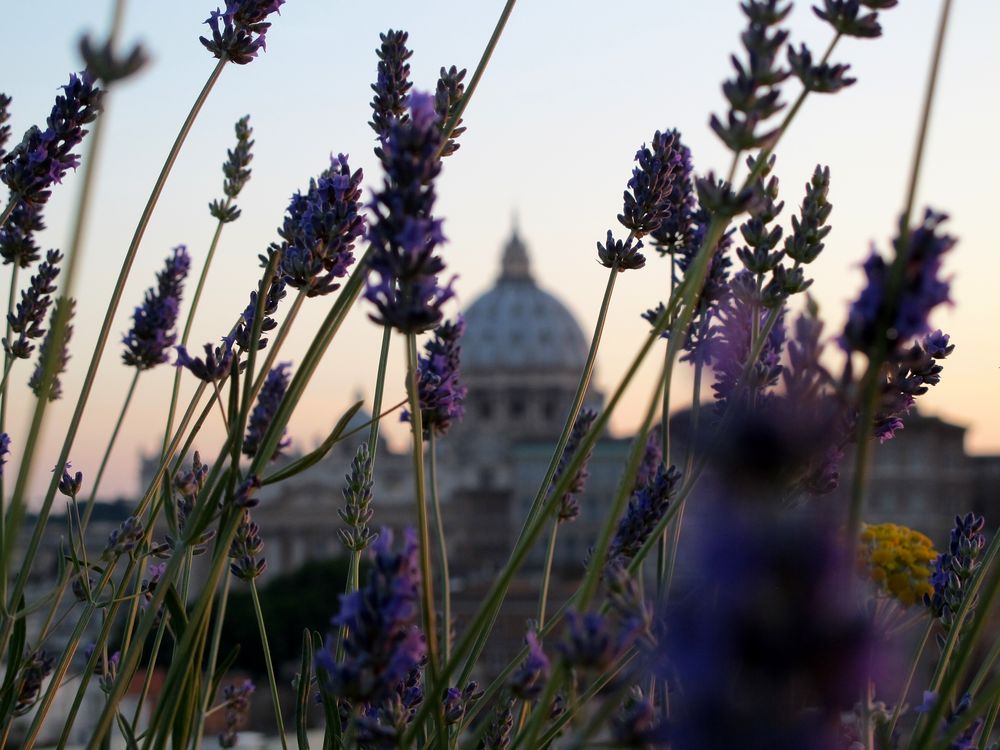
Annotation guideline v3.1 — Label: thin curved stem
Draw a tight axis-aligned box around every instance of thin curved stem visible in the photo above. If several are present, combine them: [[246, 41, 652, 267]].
[[536, 520, 560, 630], [251, 578, 289, 750], [80, 368, 141, 530], [0, 262, 18, 607], [1, 58, 228, 647], [429, 431, 451, 662]]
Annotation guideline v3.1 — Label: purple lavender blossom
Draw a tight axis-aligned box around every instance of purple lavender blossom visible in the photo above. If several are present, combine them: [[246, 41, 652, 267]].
[[1, 73, 102, 206], [706, 270, 786, 410], [339, 444, 377, 553], [57, 461, 83, 499], [175, 335, 236, 382], [5, 248, 62, 359], [13, 650, 55, 716], [232, 474, 261, 508], [550, 408, 598, 523], [401, 316, 467, 438], [318, 528, 427, 704], [139, 562, 166, 610], [443, 681, 481, 725], [234, 276, 286, 352], [0, 433, 9, 478], [788, 44, 856, 93], [209, 114, 254, 223], [218, 679, 255, 748], [872, 329, 955, 443], [814, 0, 887, 38], [122, 245, 190, 370], [370, 30, 413, 140], [435, 66, 467, 158], [926, 512, 987, 633], [783, 165, 832, 265], [558, 609, 641, 672], [0, 94, 11, 161], [29, 296, 74, 401], [632, 425, 662, 493], [275, 154, 365, 297], [79, 35, 149, 85], [649, 129, 696, 256], [0, 200, 45, 268], [243, 362, 291, 460], [103, 515, 144, 560], [842, 209, 955, 355], [597, 231, 646, 273], [661, 500, 874, 750], [612, 688, 669, 749], [200, 0, 284, 65], [230, 508, 267, 581], [617, 129, 681, 240], [607, 463, 682, 567], [479, 698, 514, 750], [365, 92, 455, 334], [509, 631, 550, 701], [354, 664, 425, 745]]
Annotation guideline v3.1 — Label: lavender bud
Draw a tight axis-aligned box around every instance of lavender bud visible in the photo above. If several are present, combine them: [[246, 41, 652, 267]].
[[0, 93, 11, 161], [28, 296, 74, 401], [104, 515, 144, 559], [57, 461, 83, 499], [401, 316, 468, 438], [5, 249, 62, 359], [209, 114, 254, 223], [219, 679, 255, 748], [559, 609, 640, 672], [509, 631, 550, 701], [550, 408, 598, 523], [230, 509, 267, 581], [814, 0, 885, 38], [0, 432, 9, 478], [235, 276, 286, 352], [174, 335, 236, 382], [478, 698, 514, 750], [597, 230, 646, 272], [0, 201, 44, 268], [200, 1, 285, 65], [617, 129, 681, 240], [435, 65, 467, 157], [607, 464, 683, 567], [243, 363, 291, 460], [122, 245, 190, 370], [649, 129, 697, 256], [787, 44, 856, 93], [338, 444, 377, 553], [370, 30, 413, 140], [80, 35, 148, 84], [232, 474, 261, 508], [13, 650, 55, 716]]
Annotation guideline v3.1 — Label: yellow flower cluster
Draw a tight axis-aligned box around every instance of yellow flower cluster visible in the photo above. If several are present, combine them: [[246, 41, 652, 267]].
[[857, 523, 938, 607]]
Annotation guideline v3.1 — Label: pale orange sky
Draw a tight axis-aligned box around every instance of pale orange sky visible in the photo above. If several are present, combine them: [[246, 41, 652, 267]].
[[2, 1, 998, 502]]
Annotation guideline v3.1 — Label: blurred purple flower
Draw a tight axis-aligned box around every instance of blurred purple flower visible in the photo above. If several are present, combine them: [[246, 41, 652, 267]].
[[550, 408, 598, 523], [219, 679, 255, 748], [509, 631, 550, 701], [28, 296, 74, 401], [318, 528, 427, 704]]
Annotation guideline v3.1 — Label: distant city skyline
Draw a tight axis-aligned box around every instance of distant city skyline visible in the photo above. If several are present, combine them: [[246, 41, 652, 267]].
[[2, 1, 998, 501]]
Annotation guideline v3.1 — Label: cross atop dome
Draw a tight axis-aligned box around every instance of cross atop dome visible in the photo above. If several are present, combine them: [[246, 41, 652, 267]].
[[499, 217, 533, 282]]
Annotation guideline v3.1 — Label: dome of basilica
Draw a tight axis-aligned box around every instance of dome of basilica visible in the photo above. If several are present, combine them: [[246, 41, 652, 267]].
[[462, 227, 589, 374]]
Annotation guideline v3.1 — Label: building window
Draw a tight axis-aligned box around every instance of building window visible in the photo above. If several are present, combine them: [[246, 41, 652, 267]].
[[478, 400, 493, 420], [510, 398, 525, 418]]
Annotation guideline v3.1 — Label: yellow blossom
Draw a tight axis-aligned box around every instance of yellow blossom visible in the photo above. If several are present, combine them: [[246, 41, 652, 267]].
[[857, 522, 937, 607]]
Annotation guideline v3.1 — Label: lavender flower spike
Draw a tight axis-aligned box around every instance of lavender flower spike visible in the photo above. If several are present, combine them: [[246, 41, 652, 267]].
[[200, 1, 285, 65], [617, 129, 681, 240], [209, 114, 254, 223], [175, 335, 236, 382], [607, 463, 682, 566], [318, 527, 427, 703], [401, 316, 467, 438], [1, 72, 103, 207], [57, 461, 83, 499], [550, 408, 598, 523], [0, 201, 45, 269], [29, 296, 75, 401], [275, 153, 365, 298], [122, 245, 190, 370], [5, 248, 62, 359], [339, 443, 377, 553], [0, 433, 10, 478], [509, 631, 550, 701], [243, 362, 291, 460], [365, 91, 455, 333], [370, 30, 414, 140], [219, 679, 255, 748], [0, 93, 11, 162], [842, 208, 955, 355]]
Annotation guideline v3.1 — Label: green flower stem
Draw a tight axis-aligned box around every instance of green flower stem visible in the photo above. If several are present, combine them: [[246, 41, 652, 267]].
[[51, 560, 141, 749], [408, 252, 707, 741], [436, 0, 518, 161], [979, 696, 1000, 750], [250, 578, 289, 750], [368, 324, 392, 460], [79, 368, 141, 529], [19, 557, 130, 748], [535, 518, 560, 629], [1, 57, 228, 646], [428, 431, 451, 661], [133, 607, 169, 734], [192, 571, 231, 750], [886, 617, 933, 738], [404, 333, 446, 742], [515, 660, 565, 750], [457, 267, 619, 686], [0, 263, 19, 608], [847, 0, 952, 545], [910, 531, 1000, 750], [162, 209, 230, 456]]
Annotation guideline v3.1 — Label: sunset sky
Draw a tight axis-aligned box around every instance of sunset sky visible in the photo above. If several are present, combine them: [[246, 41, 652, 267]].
[[2, 1, 998, 502]]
